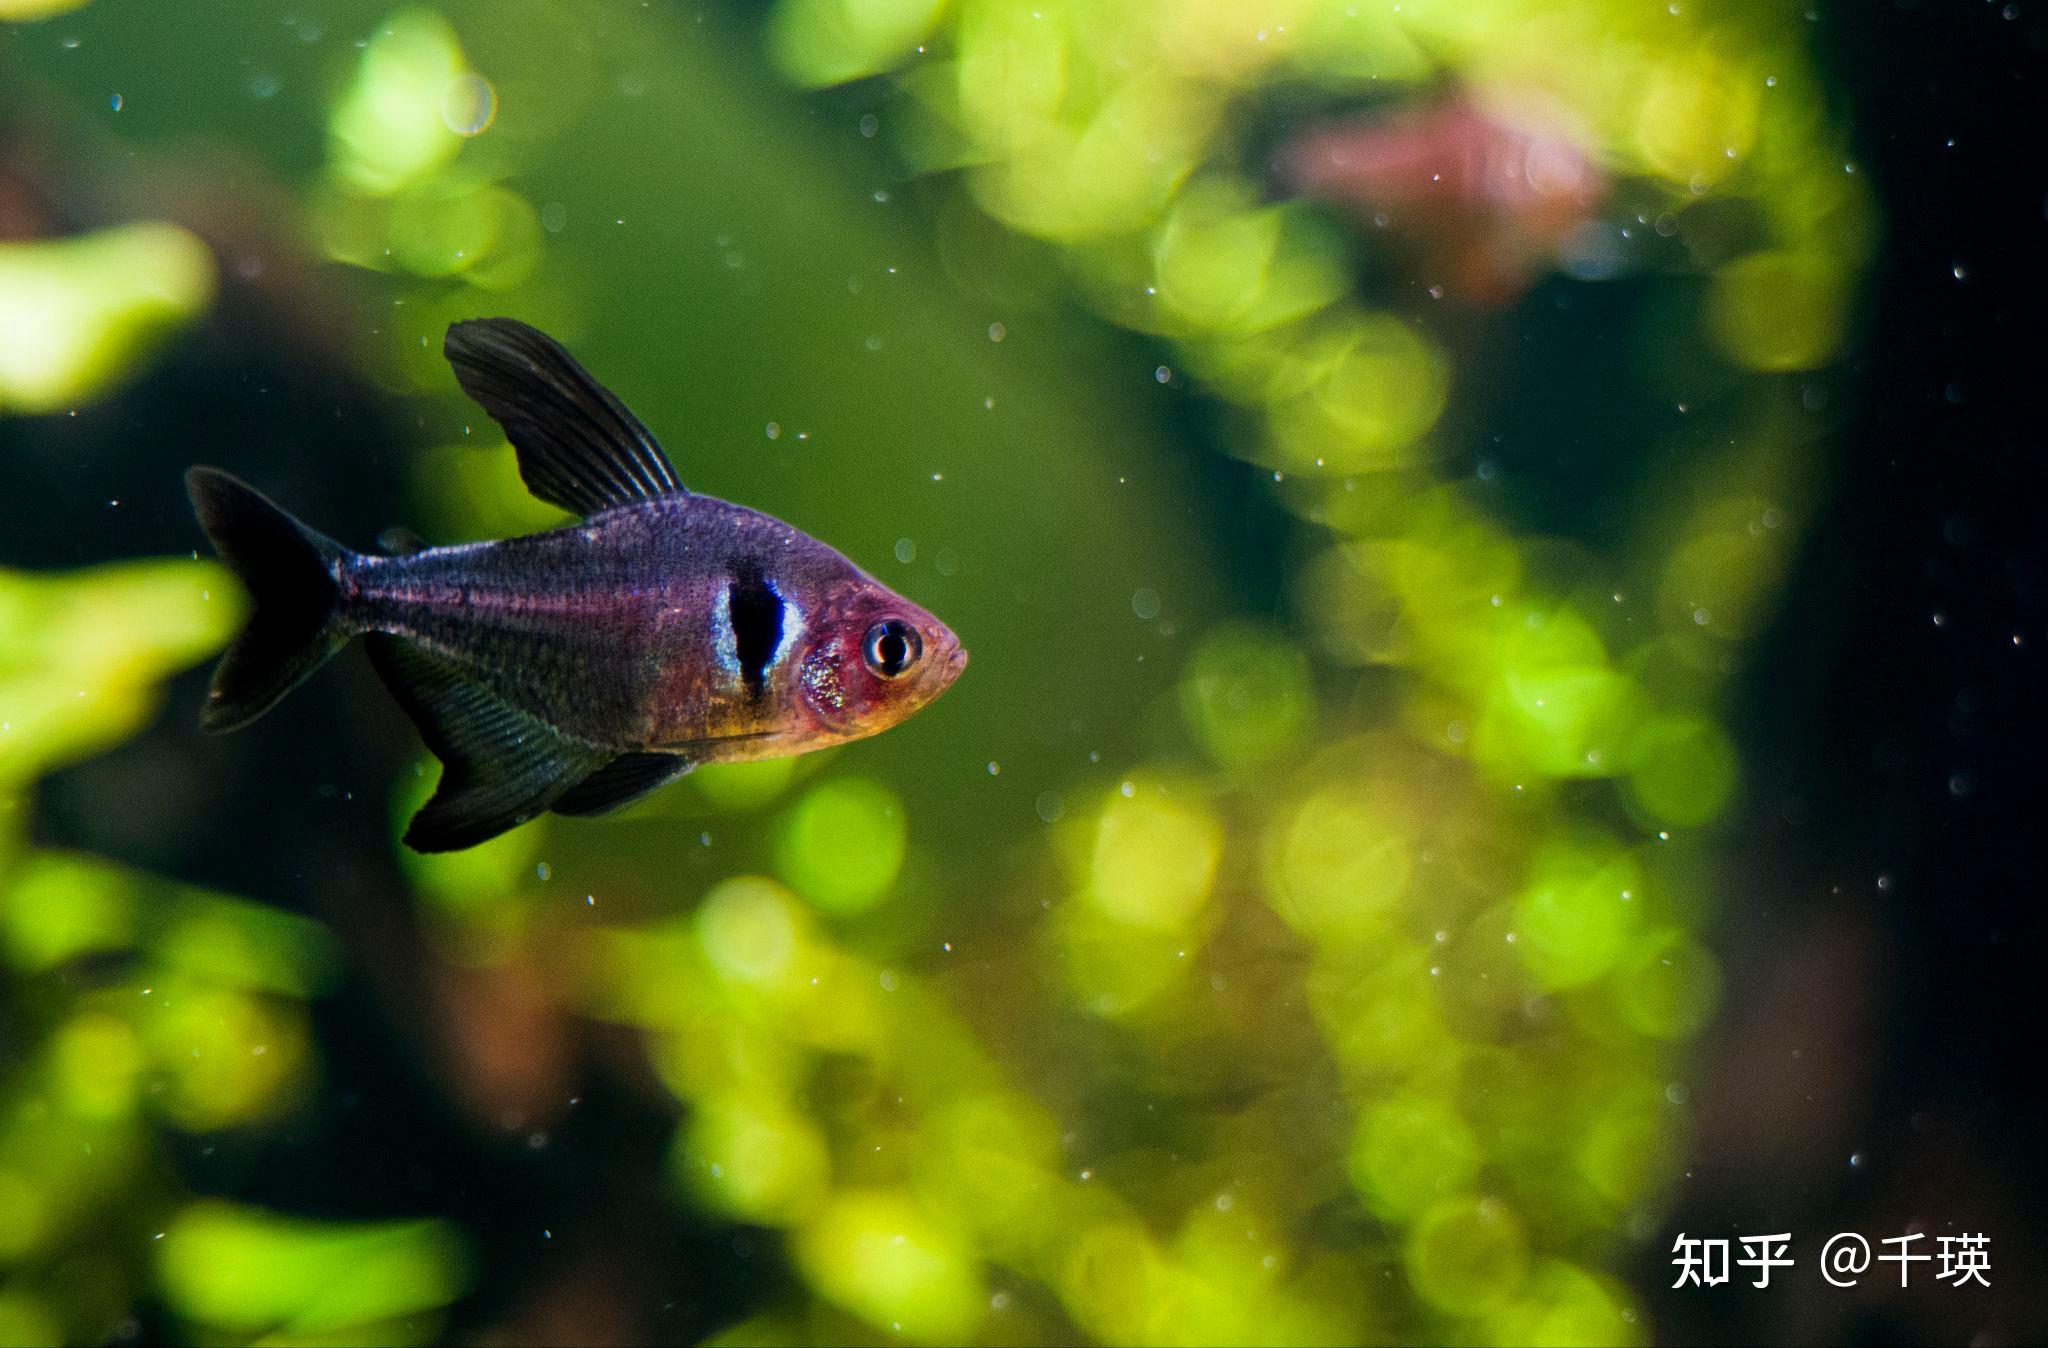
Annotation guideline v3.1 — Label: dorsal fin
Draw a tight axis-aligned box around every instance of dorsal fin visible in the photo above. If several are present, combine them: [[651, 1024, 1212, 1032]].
[[551, 751, 695, 816], [365, 635, 609, 852], [443, 317, 685, 517]]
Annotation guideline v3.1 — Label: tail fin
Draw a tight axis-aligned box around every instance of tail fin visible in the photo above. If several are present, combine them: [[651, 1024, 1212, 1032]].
[[186, 466, 354, 733]]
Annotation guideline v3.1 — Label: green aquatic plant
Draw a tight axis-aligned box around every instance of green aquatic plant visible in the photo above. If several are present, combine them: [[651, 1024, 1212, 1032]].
[[0, 225, 214, 417], [0, 563, 472, 1344], [675, 0, 1865, 1340]]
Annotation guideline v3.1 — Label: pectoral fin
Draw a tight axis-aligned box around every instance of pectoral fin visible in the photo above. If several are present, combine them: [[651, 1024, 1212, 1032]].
[[378, 526, 428, 556], [366, 635, 609, 852], [443, 317, 685, 516], [550, 752, 695, 816], [552, 749, 696, 815]]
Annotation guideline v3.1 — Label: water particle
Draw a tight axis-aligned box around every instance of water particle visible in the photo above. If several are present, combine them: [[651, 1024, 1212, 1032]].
[[440, 72, 497, 137], [540, 201, 567, 233], [249, 73, 281, 99], [987, 761, 1000, 776], [1131, 587, 1162, 620], [1155, 364, 1173, 383], [987, 322, 1007, 342], [1665, 1082, 1690, 1105], [1035, 791, 1064, 823], [1119, 781, 1135, 799], [109, 93, 123, 111], [894, 537, 916, 564], [859, 113, 879, 138], [878, 970, 899, 991], [765, 421, 781, 440], [934, 548, 960, 577], [535, 862, 551, 882]]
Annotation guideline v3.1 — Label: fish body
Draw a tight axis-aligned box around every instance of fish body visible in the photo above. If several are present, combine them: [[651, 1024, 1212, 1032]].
[[1281, 93, 1605, 305], [346, 494, 956, 759], [187, 318, 966, 851]]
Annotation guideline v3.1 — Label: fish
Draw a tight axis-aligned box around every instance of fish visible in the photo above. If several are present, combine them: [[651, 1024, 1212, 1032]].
[[186, 317, 967, 852], [1279, 93, 1606, 305]]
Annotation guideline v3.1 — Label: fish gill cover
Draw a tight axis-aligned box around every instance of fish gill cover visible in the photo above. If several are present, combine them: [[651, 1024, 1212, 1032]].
[[6, 0, 2014, 1344]]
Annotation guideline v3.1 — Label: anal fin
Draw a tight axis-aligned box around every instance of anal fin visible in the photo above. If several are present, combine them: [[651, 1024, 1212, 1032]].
[[366, 635, 608, 852], [551, 752, 694, 817]]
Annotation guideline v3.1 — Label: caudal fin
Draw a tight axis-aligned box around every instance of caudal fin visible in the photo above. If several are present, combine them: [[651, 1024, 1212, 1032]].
[[186, 466, 354, 733]]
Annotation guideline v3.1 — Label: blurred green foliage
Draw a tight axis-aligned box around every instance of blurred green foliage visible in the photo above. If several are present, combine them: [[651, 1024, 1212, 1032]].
[[0, 563, 464, 1343], [0, 223, 214, 414], [0, 0, 1871, 1342]]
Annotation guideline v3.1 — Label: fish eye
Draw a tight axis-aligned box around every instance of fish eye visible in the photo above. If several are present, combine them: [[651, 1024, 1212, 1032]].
[[862, 619, 922, 679]]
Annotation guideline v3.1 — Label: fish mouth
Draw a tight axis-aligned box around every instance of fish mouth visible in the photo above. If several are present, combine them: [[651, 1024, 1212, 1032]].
[[908, 638, 967, 708], [936, 640, 969, 691]]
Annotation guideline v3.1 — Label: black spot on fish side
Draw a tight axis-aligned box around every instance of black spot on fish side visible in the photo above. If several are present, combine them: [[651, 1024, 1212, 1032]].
[[728, 563, 784, 696]]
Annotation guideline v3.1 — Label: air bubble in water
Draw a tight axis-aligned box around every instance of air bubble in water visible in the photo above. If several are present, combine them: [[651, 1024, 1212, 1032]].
[[440, 72, 497, 137]]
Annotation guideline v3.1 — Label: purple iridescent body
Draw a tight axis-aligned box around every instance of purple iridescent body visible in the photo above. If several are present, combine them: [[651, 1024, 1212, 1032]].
[[186, 317, 966, 851], [343, 495, 961, 758]]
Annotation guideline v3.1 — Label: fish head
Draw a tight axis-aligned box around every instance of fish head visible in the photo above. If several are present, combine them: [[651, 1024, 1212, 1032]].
[[791, 580, 968, 745]]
